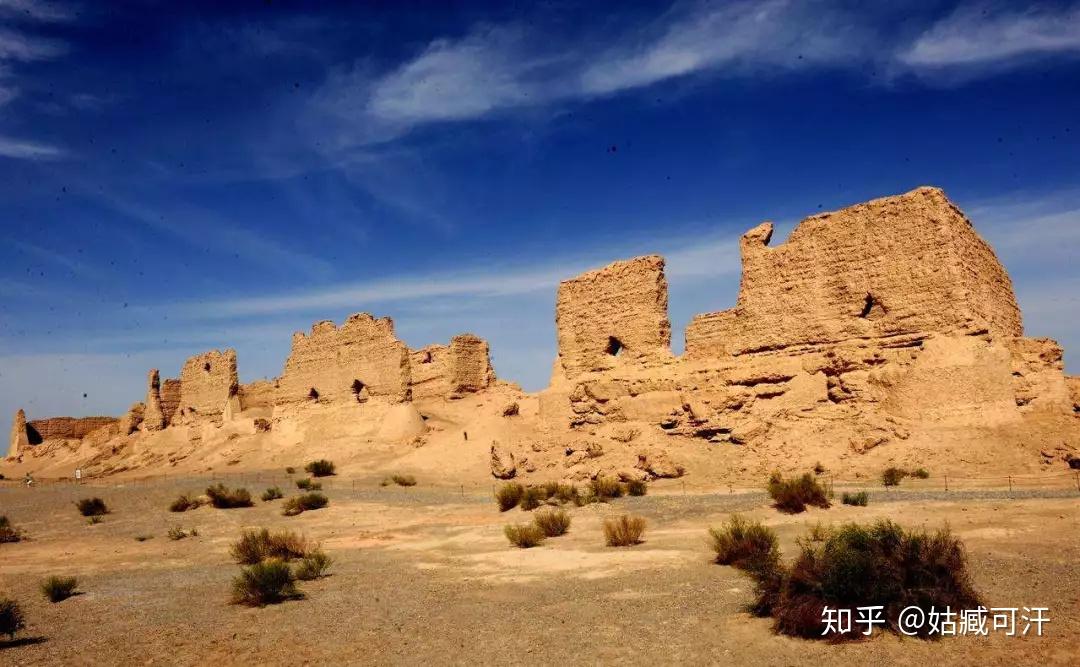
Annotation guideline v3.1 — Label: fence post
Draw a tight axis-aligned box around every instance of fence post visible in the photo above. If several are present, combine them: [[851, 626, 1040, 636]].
[[944, 474, 948, 493], [1008, 475, 1012, 496]]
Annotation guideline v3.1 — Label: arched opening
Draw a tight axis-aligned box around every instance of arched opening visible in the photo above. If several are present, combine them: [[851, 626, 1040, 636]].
[[308, 387, 320, 401], [605, 336, 624, 357], [351, 379, 368, 403], [420, 351, 433, 363]]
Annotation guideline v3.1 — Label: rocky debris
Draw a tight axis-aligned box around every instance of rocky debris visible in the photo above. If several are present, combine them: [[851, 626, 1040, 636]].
[[635, 450, 685, 479], [253, 418, 271, 433], [118, 402, 145, 436], [490, 442, 516, 479], [501, 401, 519, 417], [609, 425, 640, 443]]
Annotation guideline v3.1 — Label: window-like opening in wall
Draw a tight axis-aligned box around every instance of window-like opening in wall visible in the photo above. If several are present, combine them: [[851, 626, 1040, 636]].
[[308, 387, 319, 401], [858, 293, 886, 320], [420, 351, 433, 363], [350, 379, 368, 403], [605, 336, 624, 356], [203, 362, 211, 372]]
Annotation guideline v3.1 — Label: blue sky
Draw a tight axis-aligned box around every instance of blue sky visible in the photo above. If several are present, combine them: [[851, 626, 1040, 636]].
[[1, 0, 1078, 432]]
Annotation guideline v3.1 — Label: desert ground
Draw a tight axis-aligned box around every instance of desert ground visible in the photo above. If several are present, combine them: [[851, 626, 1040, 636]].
[[2, 471, 1077, 666]]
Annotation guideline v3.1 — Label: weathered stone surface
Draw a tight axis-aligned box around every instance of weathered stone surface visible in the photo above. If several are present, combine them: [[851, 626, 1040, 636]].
[[8, 409, 28, 458], [27, 416, 118, 442], [144, 370, 166, 431], [253, 418, 271, 432], [556, 255, 671, 379], [490, 442, 516, 479], [409, 344, 450, 399], [118, 402, 145, 436], [276, 314, 411, 408], [686, 187, 1022, 358], [635, 450, 685, 478], [160, 378, 182, 425], [448, 334, 495, 395], [178, 349, 238, 420]]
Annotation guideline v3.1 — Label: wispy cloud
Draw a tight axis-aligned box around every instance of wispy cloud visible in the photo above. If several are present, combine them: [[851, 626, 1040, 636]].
[[0, 134, 65, 159], [0, 26, 66, 61], [900, 4, 1080, 67], [0, 0, 74, 23], [11, 239, 104, 279]]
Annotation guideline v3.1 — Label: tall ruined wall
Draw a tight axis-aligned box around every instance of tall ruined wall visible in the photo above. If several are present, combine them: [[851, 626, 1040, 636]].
[[448, 334, 495, 395], [26, 416, 118, 443], [238, 380, 276, 411], [8, 409, 28, 457], [144, 370, 166, 431], [276, 313, 411, 408], [686, 187, 1023, 358], [177, 349, 238, 419], [556, 255, 671, 379], [409, 345, 451, 399], [160, 378, 181, 424]]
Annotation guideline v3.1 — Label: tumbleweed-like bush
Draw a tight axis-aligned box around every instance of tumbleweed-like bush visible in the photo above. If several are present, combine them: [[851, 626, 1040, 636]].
[[282, 492, 328, 516], [767, 473, 830, 514], [230, 528, 310, 565], [231, 559, 299, 607], [533, 508, 571, 537], [40, 575, 78, 603], [205, 484, 253, 509], [603, 514, 646, 547], [495, 482, 525, 512], [76, 497, 108, 517], [304, 459, 336, 477], [504, 523, 546, 548]]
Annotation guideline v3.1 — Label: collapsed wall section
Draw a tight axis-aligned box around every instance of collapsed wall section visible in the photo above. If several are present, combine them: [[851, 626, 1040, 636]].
[[276, 313, 411, 408], [25, 416, 118, 443], [555, 255, 672, 379], [686, 187, 1023, 358], [409, 345, 450, 399], [177, 349, 238, 420], [448, 334, 495, 395]]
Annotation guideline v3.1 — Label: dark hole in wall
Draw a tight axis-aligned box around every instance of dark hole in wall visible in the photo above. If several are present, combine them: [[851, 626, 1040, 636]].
[[351, 379, 368, 403], [858, 293, 886, 319], [26, 424, 42, 445], [420, 351, 432, 363], [203, 362, 211, 372], [605, 336, 624, 356], [308, 387, 320, 401]]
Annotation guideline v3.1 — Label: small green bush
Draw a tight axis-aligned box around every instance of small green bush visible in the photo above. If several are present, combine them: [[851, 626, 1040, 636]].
[[230, 528, 310, 565], [304, 459, 336, 477], [520, 486, 546, 511], [882, 467, 908, 487], [841, 491, 869, 506], [911, 468, 930, 479], [553, 483, 579, 504], [76, 497, 108, 517], [0, 515, 22, 543], [87, 516, 103, 525], [205, 484, 253, 509], [533, 509, 571, 537], [261, 487, 284, 501], [41, 575, 78, 603], [495, 482, 525, 512], [296, 478, 322, 491], [504, 523, 546, 548], [603, 514, 646, 547], [285, 466, 296, 474], [625, 479, 648, 496], [590, 476, 624, 502], [388, 474, 417, 487], [168, 494, 203, 512], [766, 473, 830, 514], [294, 549, 332, 580], [0, 597, 26, 640], [231, 559, 300, 606], [282, 492, 329, 516], [709, 515, 780, 574]]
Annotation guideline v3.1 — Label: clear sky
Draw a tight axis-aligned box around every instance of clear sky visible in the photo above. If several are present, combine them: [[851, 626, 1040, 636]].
[[1, 0, 1078, 433]]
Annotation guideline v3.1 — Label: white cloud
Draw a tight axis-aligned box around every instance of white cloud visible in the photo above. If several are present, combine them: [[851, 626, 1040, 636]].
[[0, 134, 65, 159], [0, 0, 73, 23], [0, 27, 66, 61], [0, 84, 17, 106], [901, 4, 1080, 67]]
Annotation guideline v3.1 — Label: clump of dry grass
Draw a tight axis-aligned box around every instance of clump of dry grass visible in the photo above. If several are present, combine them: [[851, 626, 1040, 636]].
[[708, 515, 780, 573], [766, 473, 830, 514], [504, 523, 546, 548], [205, 484, 253, 509], [294, 549, 333, 580], [231, 559, 299, 607], [296, 478, 322, 491], [75, 497, 108, 517], [841, 491, 869, 506], [381, 474, 417, 487], [0, 515, 23, 543], [495, 482, 525, 512], [0, 596, 26, 640], [304, 459, 336, 477], [625, 479, 648, 496], [261, 487, 284, 501], [533, 508, 571, 537], [590, 476, 624, 502], [520, 485, 546, 511], [603, 514, 646, 547], [168, 494, 204, 512], [230, 528, 310, 565], [282, 492, 329, 516], [882, 467, 908, 486], [40, 576, 77, 603]]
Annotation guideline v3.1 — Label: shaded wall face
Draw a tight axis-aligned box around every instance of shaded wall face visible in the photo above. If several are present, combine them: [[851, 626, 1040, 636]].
[[686, 188, 1023, 358], [178, 350, 238, 418], [448, 334, 494, 393], [276, 314, 411, 407], [409, 345, 450, 399], [26, 416, 118, 442], [555, 255, 672, 379], [160, 378, 182, 424]]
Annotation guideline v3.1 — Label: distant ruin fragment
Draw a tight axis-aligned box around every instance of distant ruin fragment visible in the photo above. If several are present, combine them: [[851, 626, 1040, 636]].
[[179, 349, 238, 420], [8, 409, 28, 458]]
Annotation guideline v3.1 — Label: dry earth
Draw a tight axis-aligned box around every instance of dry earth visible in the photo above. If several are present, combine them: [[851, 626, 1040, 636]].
[[1, 474, 1077, 665]]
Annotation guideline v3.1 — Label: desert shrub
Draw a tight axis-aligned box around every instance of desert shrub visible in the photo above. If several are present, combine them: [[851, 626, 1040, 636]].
[[911, 468, 930, 479], [553, 483, 579, 505], [167, 526, 191, 541], [168, 494, 204, 512], [842, 491, 869, 507], [504, 523, 546, 548], [590, 476, 624, 502], [0, 597, 25, 640], [282, 492, 329, 516], [603, 514, 646, 547], [261, 487, 284, 501], [760, 521, 982, 639], [296, 478, 322, 491], [882, 467, 908, 487], [813, 462, 826, 475], [520, 486, 546, 511], [495, 482, 525, 512], [205, 484, 253, 509], [76, 497, 108, 517], [294, 549, 332, 581], [625, 479, 648, 497], [285, 466, 295, 474], [767, 473, 830, 514], [390, 474, 416, 487], [231, 559, 299, 606], [304, 459, 336, 477], [40, 575, 77, 603], [533, 509, 571, 537], [230, 528, 310, 565], [709, 515, 780, 574], [87, 516, 103, 525], [0, 515, 22, 543], [540, 481, 560, 498]]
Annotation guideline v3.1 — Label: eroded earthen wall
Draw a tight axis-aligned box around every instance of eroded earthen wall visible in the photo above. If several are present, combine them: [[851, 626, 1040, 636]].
[[160, 378, 181, 424], [686, 187, 1023, 358], [238, 380, 276, 411], [409, 345, 450, 399], [26, 416, 118, 443], [8, 409, 28, 457], [556, 255, 672, 379], [276, 313, 411, 407], [178, 349, 238, 419], [448, 334, 495, 394]]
